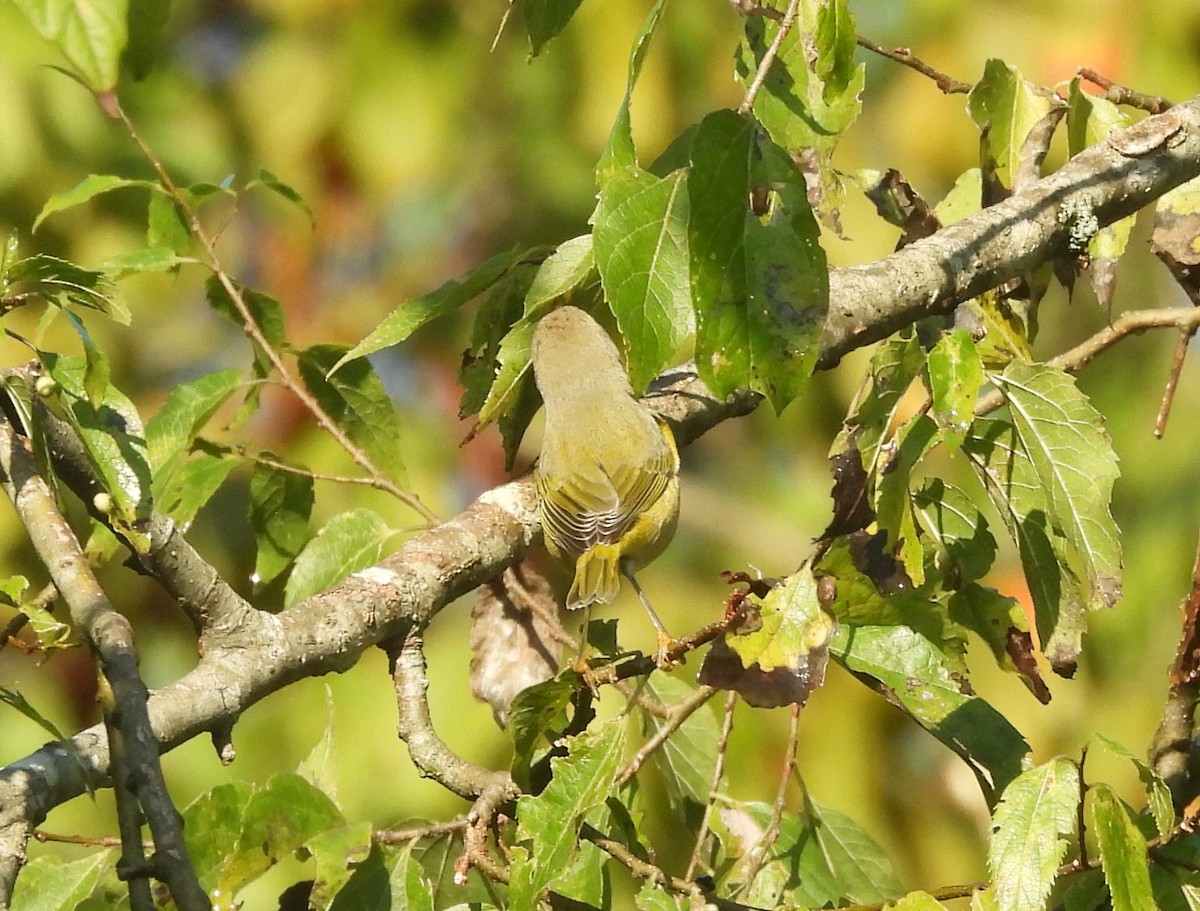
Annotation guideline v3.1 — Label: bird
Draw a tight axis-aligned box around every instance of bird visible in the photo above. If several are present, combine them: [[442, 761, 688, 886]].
[[530, 305, 680, 658]]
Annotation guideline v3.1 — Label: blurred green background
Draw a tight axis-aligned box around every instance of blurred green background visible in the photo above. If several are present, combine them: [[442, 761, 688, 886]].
[[2, 0, 1199, 899]]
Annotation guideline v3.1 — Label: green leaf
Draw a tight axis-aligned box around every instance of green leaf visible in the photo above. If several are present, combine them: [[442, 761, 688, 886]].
[[248, 168, 315, 225], [249, 461, 314, 590], [146, 190, 190, 255], [306, 822, 375, 910], [523, 235, 597, 317], [963, 417, 1089, 672], [688, 112, 826, 410], [297, 344, 409, 485], [0, 686, 68, 741], [735, 0, 864, 155], [597, 0, 668, 178], [386, 840, 436, 911], [928, 329, 984, 451], [891, 892, 953, 911], [524, 0, 585, 57], [968, 60, 1056, 190], [636, 881, 689, 910], [640, 675, 719, 815], [101, 245, 187, 280], [284, 508, 392, 607], [1090, 784, 1155, 911], [8, 851, 114, 911], [728, 799, 903, 907], [993, 362, 1122, 611], [988, 758, 1079, 911], [1091, 734, 1175, 839], [913, 479, 997, 586], [830, 334, 925, 472], [40, 353, 152, 539], [6, 254, 127, 323], [508, 719, 626, 911], [63, 311, 109, 410], [123, 0, 171, 80], [145, 368, 241, 477], [873, 412, 939, 586], [215, 773, 344, 896], [181, 780, 253, 892], [477, 317, 535, 428], [33, 176, 152, 232], [830, 620, 1028, 803], [156, 451, 239, 525], [507, 674, 578, 791], [935, 169, 984, 225], [334, 248, 526, 371], [727, 566, 836, 672], [11, 0, 128, 91], [206, 276, 287, 411], [592, 168, 692, 392]]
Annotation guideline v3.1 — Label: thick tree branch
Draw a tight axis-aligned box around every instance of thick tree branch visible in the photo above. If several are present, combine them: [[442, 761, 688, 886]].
[[819, 94, 1200, 367]]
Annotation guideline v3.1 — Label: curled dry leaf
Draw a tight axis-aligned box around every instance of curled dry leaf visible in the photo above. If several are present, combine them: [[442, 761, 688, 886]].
[[469, 561, 567, 726]]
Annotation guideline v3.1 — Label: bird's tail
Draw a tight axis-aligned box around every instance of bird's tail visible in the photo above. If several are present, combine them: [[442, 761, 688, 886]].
[[567, 545, 621, 608]]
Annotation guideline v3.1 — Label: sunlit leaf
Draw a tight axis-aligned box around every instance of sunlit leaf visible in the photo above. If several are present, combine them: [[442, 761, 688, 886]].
[[249, 461, 314, 590], [284, 509, 392, 608], [988, 758, 1079, 911], [1089, 784, 1155, 911], [969, 60, 1056, 190], [928, 329, 984, 451]]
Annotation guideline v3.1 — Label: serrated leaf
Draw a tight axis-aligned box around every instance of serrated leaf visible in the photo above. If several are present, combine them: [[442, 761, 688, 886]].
[[1090, 784, 1156, 911], [147, 190, 190, 255], [507, 674, 578, 791], [913, 479, 997, 586], [6, 254, 128, 323], [873, 413, 938, 587], [508, 719, 626, 910], [101, 245, 186, 280], [8, 851, 113, 911], [156, 451, 239, 526], [988, 758, 1079, 911], [726, 567, 836, 673], [968, 60, 1056, 190], [593, 168, 692, 392], [249, 461, 314, 589], [523, 0, 585, 57], [33, 176, 152, 232], [215, 773, 344, 896], [63, 311, 109, 410], [387, 840, 436, 911], [205, 276, 286, 405], [993, 362, 1122, 611], [1091, 734, 1175, 839], [181, 780, 253, 892], [639, 675, 719, 815], [41, 353, 151, 538], [297, 344, 408, 486], [831, 619, 1028, 802], [688, 112, 826, 410], [334, 248, 526, 371], [306, 822, 375, 909], [284, 509, 392, 608], [963, 417, 1089, 673], [830, 334, 924, 471], [145, 368, 241, 477], [928, 329, 984, 451], [735, 0, 864, 154], [523, 235, 597, 316]]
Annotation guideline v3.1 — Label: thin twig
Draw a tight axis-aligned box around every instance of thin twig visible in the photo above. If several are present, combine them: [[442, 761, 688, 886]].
[[738, 702, 801, 892], [975, 304, 1200, 416], [373, 818, 471, 844], [1156, 325, 1195, 437], [617, 685, 717, 785], [109, 100, 439, 525], [856, 35, 971, 94], [738, 0, 801, 115], [1079, 67, 1173, 115], [686, 692, 738, 881]]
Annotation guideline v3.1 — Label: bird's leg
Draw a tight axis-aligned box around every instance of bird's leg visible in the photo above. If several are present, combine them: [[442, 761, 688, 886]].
[[621, 562, 677, 667]]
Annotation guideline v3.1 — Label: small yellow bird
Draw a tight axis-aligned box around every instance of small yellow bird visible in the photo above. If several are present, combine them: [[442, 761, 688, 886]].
[[531, 306, 680, 652]]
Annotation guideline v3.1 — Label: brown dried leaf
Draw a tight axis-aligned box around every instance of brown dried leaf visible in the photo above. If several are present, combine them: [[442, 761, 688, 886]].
[[469, 561, 567, 726]]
